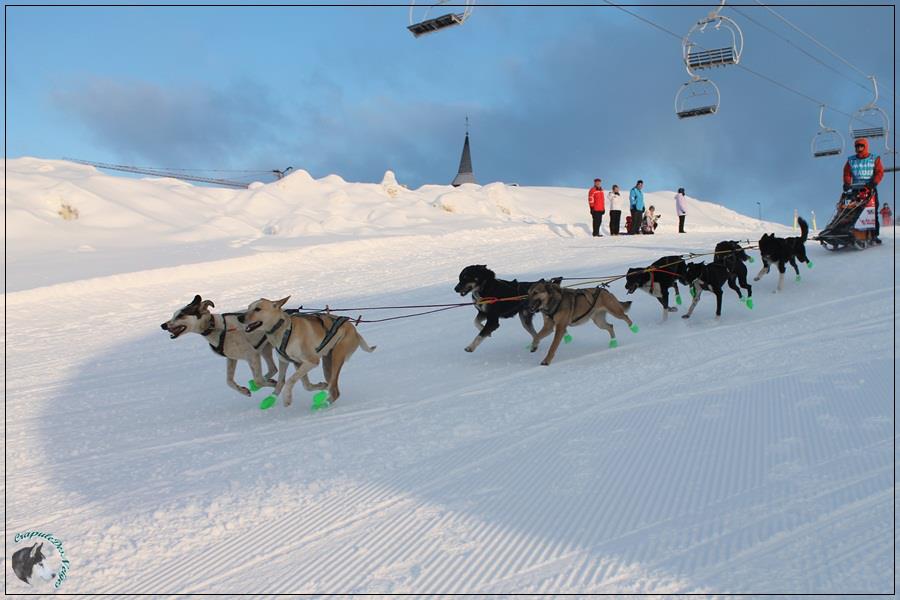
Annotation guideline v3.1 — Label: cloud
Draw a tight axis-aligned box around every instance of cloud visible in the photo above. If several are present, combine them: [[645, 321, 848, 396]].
[[46, 7, 893, 220], [51, 76, 292, 168]]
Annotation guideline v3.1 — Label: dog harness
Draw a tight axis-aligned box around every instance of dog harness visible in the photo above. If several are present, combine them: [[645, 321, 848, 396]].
[[267, 318, 292, 362], [268, 314, 350, 363], [205, 312, 265, 356], [315, 315, 350, 353], [647, 268, 683, 292], [203, 315, 228, 357], [572, 287, 604, 323], [542, 287, 602, 323]]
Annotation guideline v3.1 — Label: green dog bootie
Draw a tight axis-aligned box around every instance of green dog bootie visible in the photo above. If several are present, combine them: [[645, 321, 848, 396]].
[[748, 256, 755, 263], [795, 275, 802, 282], [807, 261, 814, 269], [675, 294, 683, 305], [311, 391, 330, 412], [629, 324, 640, 334], [608, 338, 619, 349], [689, 287, 696, 298], [259, 395, 277, 410], [745, 298, 754, 310], [248, 379, 261, 393], [563, 333, 573, 344]]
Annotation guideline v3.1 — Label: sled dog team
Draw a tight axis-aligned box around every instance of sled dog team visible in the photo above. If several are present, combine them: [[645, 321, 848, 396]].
[[161, 221, 810, 406]]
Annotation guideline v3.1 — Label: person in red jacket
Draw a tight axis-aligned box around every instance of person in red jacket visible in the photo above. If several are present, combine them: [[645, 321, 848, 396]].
[[881, 203, 893, 227], [588, 178, 606, 237], [843, 137, 884, 243]]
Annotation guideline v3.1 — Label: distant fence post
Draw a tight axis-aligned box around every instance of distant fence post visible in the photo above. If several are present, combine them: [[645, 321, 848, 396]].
[[811, 210, 817, 231], [792, 208, 798, 231]]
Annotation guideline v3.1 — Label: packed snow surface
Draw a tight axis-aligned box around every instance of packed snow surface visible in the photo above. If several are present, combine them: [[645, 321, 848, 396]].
[[4, 158, 894, 593]]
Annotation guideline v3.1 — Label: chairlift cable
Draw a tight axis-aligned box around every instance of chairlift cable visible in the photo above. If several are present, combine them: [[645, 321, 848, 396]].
[[63, 160, 275, 175], [729, 6, 878, 100], [751, 0, 894, 100], [601, 1, 884, 127]]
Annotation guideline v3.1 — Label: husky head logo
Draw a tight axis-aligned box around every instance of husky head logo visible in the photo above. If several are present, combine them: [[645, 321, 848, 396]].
[[12, 542, 56, 586]]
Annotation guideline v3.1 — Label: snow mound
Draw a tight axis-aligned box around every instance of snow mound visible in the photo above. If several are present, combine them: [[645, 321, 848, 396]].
[[5, 157, 787, 291]]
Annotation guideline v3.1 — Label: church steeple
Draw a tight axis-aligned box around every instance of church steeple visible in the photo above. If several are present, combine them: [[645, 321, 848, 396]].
[[451, 116, 476, 186]]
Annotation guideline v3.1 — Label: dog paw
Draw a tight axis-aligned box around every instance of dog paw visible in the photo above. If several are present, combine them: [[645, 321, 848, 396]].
[[239, 386, 252, 397], [540, 360, 550, 366], [464, 346, 474, 353], [282, 396, 293, 407], [681, 314, 690, 319], [667, 307, 678, 312], [266, 379, 277, 386]]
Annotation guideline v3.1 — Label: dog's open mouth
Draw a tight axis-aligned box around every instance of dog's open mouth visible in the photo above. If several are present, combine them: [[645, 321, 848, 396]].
[[244, 321, 262, 333], [168, 325, 186, 339]]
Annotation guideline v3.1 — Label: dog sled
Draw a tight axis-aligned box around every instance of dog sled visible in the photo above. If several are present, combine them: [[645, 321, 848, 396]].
[[817, 185, 879, 251]]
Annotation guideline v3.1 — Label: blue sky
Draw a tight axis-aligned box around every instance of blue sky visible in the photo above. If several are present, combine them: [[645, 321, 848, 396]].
[[6, 2, 896, 222]]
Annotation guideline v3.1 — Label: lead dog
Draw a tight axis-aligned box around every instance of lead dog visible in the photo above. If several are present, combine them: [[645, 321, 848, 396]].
[[455, 265, 558, 353], [527, 281, 634, 366], [240, 297, 376, 407], [161, 295, 278, 396], [12, 543, 55, 585], [755, 217, 810, 292]]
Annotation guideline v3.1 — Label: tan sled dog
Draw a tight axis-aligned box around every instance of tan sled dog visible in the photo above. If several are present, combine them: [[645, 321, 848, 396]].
[[161, 295, 278, 396], [527, 281, 634, 366], [240, 297, 376, 407]]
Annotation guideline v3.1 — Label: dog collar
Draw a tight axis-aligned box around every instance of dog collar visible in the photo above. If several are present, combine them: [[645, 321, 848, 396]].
[[266, 318, 285, 336], [200, 314, 217, 337], [544, 295, 563, 317]]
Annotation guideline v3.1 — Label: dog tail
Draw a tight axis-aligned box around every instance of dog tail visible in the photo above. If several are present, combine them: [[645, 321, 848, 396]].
[[357, 333, 377, 353], [797, 217, 809, 243]]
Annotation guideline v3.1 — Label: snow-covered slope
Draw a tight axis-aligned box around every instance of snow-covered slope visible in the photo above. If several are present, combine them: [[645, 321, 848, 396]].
[[4, 159, 893, 594], [7, 158, 779, 291]]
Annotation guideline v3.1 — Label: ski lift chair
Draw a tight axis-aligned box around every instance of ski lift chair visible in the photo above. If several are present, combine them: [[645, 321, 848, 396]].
[[675, 78, 720, 119], [682, 1, 744, 71], [408, 0, 473, 37], [849, 76, 891, 150], [811, 105, 844, 158]]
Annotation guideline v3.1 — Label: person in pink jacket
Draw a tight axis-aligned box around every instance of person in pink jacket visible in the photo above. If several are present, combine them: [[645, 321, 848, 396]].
[[588, 178, 606, 237], [675, 187, 687, 233]]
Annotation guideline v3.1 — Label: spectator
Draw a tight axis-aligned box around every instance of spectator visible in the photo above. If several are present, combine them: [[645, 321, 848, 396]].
[[588, 178, 606, 237], [629, 180, 645, 234], [608, 184, 624, 235], [880, 202, 892, 227], [675, 187, 687, 233], [641, 205, 660, 234]]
